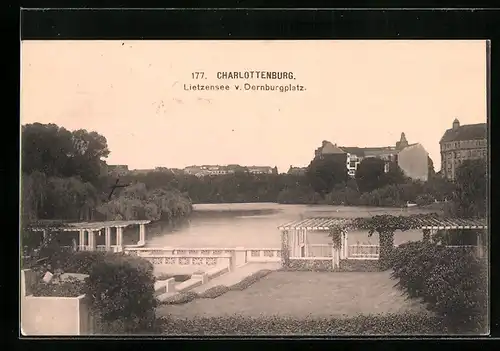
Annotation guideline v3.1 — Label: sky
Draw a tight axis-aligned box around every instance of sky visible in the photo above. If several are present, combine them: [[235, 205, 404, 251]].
[[21, 40, 487, 173]]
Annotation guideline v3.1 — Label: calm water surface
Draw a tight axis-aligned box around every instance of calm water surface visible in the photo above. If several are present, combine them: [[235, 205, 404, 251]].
[[145, 203, 437, 248]]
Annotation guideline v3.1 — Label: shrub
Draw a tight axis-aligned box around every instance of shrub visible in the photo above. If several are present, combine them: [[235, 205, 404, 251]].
[[162, 291, 199, 305], [415, 193, 435, 206], [158, 312, 447, 335], [83, 253, 158, 333], [390, 241, 488, 333], [198, 285, 230, 299], [61, 251, 106, 274]]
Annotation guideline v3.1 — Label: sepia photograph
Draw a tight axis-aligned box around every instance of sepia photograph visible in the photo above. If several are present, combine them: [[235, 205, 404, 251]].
[[20, 40, 488, 336]]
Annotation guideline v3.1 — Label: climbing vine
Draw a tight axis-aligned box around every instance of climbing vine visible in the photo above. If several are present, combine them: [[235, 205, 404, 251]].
[[280, 230, 290, 267], [329, 227, 343, 249]]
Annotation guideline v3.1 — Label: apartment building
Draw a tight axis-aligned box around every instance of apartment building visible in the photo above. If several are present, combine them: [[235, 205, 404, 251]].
[[317, 133, 430, 181], [440, 118, 487, 180]]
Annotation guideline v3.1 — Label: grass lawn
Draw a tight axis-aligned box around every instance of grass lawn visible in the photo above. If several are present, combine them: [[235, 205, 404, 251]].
[[156, 270, 428, 319]]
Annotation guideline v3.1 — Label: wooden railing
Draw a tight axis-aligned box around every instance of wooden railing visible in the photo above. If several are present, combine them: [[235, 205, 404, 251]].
[[348, 245, 380, 260]]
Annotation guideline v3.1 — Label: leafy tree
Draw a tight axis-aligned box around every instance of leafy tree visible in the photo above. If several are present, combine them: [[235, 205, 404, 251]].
[[384, 161, 406, 186], [452, 159, 487, 218], [428, 156, 436, 179], [355, 158, 386, 193], [22, 123, 110, 184], [306, 157, 348, 196]]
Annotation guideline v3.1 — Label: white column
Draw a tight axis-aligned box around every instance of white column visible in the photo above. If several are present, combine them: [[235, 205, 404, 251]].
[[344, 231, 349, 258], [139, 224, 145, 245], [79, 230, 84, 249], [116, 227, 123, 251], [304, 229, 309, 257], [105, 227, 111, 251], [88, 231, 96, 251]]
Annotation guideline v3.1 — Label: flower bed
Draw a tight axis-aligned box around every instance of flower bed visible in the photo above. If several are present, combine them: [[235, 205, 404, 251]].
[[161, 269, 273, 304], [158, 312, 448, 335], [31, 280, 86, 297]]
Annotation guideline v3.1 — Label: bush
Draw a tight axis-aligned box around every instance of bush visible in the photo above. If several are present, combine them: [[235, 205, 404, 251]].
[[198, 285, 230, 299], [61, 251, 106, 274], [83, 252, 158, 333], [158, 312, 447, 335], [415, 193, 435, 206], [390, 241, 488, 333], [162, 291, 199, 305]]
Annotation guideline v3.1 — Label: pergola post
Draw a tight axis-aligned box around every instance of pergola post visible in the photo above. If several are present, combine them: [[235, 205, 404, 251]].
[[116, 227, 123, 252], [139, 224, 146, 245], [105, 227, 111, 251], [78, 230, 84, 250], [343, 231, 349, 259], [88, 230, 96, 251]]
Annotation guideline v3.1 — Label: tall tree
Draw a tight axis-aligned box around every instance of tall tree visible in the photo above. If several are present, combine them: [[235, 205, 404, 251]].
[[22, 123, 110, 184], [355, 158, 386, 193], [306, 157, 348, 196], [453, 159, 487, 218]]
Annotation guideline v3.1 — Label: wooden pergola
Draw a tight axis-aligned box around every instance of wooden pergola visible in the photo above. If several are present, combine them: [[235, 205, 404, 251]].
[[29, 220, 151, 252], [278, 216, 488, 259]]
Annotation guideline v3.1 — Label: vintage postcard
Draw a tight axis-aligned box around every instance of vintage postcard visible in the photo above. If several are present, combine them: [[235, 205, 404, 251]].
[[20, 40, 489, 336]]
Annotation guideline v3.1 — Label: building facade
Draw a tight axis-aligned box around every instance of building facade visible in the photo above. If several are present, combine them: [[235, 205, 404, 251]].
[[287, 166, 307, 176], [314, 141, 349, 167], [318, 133, 429, 181], [440, 119, 487, 180]]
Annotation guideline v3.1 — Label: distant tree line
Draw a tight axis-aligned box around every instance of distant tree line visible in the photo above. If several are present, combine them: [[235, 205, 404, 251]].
[[117, 155, 486, 218], [22, 123, 486, 227]]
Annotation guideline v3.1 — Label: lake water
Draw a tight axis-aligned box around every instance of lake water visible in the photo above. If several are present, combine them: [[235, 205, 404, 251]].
[[144, 203, 437, 249]]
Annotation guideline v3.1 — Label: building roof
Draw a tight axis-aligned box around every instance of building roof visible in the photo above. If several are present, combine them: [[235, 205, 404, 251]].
[[440, 123, 487, 143], [318, 141, 346, 155], [339, 146, 397, 157], [278, 217, 487, 231], [29, 220, 151, 231]]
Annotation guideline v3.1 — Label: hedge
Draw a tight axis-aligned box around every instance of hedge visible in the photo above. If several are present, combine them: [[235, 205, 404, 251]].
[[158, 312, 448, 335], [390, 241, 488, 334]]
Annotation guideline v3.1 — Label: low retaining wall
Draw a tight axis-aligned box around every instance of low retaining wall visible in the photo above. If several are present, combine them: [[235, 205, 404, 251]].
[[20, 269, 93, 336], [154, 278, 176, 296]]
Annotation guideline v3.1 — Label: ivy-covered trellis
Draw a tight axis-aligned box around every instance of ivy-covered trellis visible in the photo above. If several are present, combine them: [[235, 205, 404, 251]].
[[277, 213, 484, 270], [327, 213, 443, 269]]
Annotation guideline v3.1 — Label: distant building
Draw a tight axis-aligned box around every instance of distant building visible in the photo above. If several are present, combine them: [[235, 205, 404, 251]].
[[183, 164, 277, 177], [130, 169, 154, 175], [314, 141, 349, 167], [288, 165, 307, 176], [107, 165, 129, 177], [440, 118, 487, 180], [317, 133, 429, 181], [247, 166, 277, 175]]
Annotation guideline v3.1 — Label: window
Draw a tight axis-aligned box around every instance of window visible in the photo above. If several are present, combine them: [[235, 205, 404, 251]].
[[468, 150, 472, 157]]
